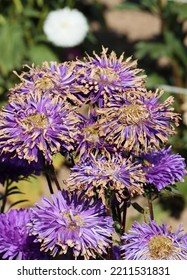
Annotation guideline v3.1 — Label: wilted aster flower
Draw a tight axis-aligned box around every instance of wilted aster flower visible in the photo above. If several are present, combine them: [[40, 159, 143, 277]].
[[74, 110, 113, 159], [29, 191, 113, 259], [67, 153, 145, 205], [11, 61, 83, 106], [0, 209, 47, 260], [0, 154, 42, 184], [141, 146, 186, 191], [98, 88, 180, 154], [43, 8, 89, 47], [75, 47, 145, 106], [121, 219, 187, 260], [0, 92, 80, 163]]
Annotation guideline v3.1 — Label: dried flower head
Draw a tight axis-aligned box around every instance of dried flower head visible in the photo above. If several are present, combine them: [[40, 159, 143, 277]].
[[75, 47, 145, 106], [98, 88, 180, 154], [74, 110, 113, 159], [29, 191, 113, 259], [67, 152, 145, 205], [10, 61, 83, 106], [0, 92, 79, 163], [121, 220, 187, 260]]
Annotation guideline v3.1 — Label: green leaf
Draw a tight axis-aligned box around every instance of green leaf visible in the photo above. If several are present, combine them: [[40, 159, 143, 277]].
[[28, 44, 59, 65], [145, 73, 167, 89], [135, 42, 167, 60], [0, 21, 26, 75], [8, 199, 29, 210], [115, 3, 140, 10], [164, 31, 187, 66]]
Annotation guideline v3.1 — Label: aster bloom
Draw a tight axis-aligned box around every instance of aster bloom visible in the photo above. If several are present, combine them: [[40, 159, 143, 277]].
[[0, 154, 42, 184], [43, 8, 89, 47], [11, 61, 83, 106], [98, 88, 180, 154], [74, 110, 113, 159], [29, 191, 114, 259], [75, 47, 146, 106], [0, 209, 47, 260], [121, 219, 187, 260], [67, 153, 145, 205], [0, 92, 80, 163], [141, 146, 186, 191]]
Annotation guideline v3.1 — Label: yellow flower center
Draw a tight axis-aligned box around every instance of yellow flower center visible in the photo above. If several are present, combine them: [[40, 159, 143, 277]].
[[148, 235, 174, 259], [93, 67, 119, 84], [34, 76, 54, 90], [83, 124, 99, 142], [119, 104, 149, 125], [23, 114, 49, 130], [64, 212, 85, 230]]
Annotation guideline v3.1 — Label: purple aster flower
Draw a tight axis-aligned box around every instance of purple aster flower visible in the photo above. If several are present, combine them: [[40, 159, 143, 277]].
[[0, 92, 80, 163], [141, 146, 186, 191], [11, 61, 83, 106], [98, 88, 180, 154], [75, 47, 146, 106], [0, 154, 42, 184], [29, 190, 114, 259], [121, 219, 187, 260], [67, 152, 145, 205], [74, 109, 114, 159], [0, 209, 47, 260]]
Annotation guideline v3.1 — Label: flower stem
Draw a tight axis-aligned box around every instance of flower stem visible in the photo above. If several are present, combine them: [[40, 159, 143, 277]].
[[122, 201, 127, 232], [45, 172, 54, 194], [49, 164, 61, 191], [148, 193, 154, 220]]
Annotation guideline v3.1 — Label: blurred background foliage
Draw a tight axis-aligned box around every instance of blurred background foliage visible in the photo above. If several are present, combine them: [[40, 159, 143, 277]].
[[1, 0, 187, 228]]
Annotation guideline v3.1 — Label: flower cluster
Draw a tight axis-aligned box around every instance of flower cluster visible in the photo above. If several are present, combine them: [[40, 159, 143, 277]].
[[0, 47, 186, 260], [67, 152, 145, 205]]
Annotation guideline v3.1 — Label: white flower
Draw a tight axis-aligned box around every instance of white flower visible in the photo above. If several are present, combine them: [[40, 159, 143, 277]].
[[43, 7, 89, 48]]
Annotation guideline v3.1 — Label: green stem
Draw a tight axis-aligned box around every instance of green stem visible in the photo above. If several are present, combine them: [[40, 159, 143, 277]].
[[66, 0, 74, 8]]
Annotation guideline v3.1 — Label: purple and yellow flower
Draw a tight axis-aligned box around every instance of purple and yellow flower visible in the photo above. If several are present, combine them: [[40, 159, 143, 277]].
[[98, 88, 180, 154], [67, 153, 145, 205], [29, 191, 114, 259], [121, 219, 187, 260], [75, 47, 145, 106], [141, 146, 186, 191], [0, 92, 80, 163], [10, 61, 83, 106], [0, 209, 47, 260], [74, 110, 113, 159]]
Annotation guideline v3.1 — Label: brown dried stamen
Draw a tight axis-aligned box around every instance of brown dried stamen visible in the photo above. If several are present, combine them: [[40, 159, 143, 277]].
[[83, 124, 100, 142], [23, 114, 49, 130], [119, 104, 149, 125], [148, 235, 174, 259], [92, 67, 119, 85], [34, 76, 54, 90], [64, 212, 85, 230]]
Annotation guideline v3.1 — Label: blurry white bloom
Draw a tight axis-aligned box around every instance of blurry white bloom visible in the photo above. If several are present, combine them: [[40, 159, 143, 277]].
[[43, 7, 89, 47]]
